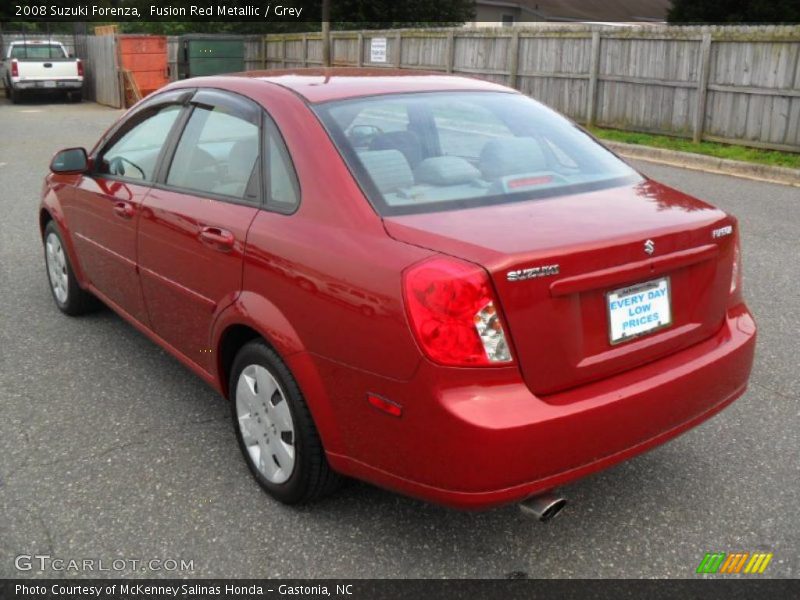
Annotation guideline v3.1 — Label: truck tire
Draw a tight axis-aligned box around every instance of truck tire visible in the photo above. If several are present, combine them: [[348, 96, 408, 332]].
[[68, 91, 82, 103], [9, 86, 19, 104]]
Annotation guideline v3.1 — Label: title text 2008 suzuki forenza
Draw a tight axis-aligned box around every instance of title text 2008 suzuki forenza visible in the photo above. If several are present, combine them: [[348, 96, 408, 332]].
[[40, 70, 756, 514]]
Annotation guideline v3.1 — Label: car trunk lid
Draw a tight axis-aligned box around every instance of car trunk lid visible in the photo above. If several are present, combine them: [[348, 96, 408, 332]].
[[384, 180, 737, 397]]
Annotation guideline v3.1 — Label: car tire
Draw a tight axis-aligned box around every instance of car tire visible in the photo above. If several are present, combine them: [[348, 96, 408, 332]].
[[230, 340, 342, 504], [43, 221, 99, 316]]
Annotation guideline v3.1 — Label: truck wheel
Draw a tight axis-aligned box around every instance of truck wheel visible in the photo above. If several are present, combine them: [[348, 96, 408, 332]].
[[68, 91, 82, 103], [9, 87, 19, 104]]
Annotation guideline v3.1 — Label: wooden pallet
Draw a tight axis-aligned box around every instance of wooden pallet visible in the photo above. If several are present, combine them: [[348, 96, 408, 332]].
[[94, 25, 118, 36], [121, 68, 142, 107]]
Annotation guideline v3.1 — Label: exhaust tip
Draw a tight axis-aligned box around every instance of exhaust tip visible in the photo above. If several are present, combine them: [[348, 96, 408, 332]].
[[519, 493, 566, 522]]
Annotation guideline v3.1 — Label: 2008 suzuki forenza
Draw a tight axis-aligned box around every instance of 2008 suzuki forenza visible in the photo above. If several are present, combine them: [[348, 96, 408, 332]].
[[40, 69, 756, 513]]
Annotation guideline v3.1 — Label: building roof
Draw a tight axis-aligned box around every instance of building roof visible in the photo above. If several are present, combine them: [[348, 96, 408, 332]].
[[477, 0, 670, 22]]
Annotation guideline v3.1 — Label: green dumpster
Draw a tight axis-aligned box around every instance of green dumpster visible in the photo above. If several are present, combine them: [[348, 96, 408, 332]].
[[177, 35, 245, 79]]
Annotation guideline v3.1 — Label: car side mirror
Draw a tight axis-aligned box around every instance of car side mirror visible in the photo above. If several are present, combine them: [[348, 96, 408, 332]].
[[50, 147, 89, 174]]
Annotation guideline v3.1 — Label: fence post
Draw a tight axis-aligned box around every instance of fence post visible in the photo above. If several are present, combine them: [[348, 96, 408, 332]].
[[586, 31, 601, 127], [260, 36, 267, 69], [322, 23, 331, 67], [357, 32, 363, 67], [394, 32, 402, 68], [508, 31, 520, 90], [302, 34, 308, 67], [446, 31, 455, 73], [693, 33, 713, 143]]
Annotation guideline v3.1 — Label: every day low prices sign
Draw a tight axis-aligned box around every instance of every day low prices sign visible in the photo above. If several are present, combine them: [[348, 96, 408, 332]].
[[607, 277, 672, 344]]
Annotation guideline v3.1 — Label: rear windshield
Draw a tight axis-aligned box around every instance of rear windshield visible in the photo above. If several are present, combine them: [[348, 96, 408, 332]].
[[10, 44, 67, 59], [314, 91, 641, 216]]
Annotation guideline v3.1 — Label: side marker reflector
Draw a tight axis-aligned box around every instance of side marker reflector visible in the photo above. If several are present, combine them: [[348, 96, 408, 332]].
[[367, 394, 402, 418]]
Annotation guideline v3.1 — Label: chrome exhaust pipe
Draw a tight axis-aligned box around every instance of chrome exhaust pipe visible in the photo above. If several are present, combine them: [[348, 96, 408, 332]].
[[519, 493, 566, 522]]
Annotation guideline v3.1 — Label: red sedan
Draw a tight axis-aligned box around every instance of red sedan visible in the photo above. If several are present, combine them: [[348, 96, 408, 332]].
[[40, 69, 756, 516]]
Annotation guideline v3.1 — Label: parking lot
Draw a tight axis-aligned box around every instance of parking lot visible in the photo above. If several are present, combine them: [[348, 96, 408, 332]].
[[0, 97, 797, 579]]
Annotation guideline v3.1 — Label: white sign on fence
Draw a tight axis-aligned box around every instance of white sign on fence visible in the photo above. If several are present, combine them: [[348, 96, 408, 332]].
[[370, 37, 387, 63]]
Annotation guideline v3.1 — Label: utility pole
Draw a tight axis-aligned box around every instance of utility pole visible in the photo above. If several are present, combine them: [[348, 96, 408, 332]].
[[321, 0, 331, 67]]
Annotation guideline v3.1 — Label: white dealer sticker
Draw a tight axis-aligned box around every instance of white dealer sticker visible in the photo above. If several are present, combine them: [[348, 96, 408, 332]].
[[607, 277, 672, 344]]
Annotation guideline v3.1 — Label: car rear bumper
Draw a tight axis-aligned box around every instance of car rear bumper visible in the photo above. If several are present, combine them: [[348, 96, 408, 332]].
[[312, 304, 756, 509]]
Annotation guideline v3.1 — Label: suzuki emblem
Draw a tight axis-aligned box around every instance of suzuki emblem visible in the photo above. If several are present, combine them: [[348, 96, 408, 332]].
[[644, 239, 655, 255]]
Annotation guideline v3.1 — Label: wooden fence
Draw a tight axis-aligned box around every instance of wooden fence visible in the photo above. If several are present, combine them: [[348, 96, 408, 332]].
[[82, 35, 122, 108], [262, 25, 800, 153]]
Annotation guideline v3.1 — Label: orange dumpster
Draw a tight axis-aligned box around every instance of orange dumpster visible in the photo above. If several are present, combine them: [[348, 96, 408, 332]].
[[118, 35, 168, 98]]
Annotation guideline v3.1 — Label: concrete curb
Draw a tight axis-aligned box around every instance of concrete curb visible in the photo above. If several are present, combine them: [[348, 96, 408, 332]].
[[603, 141, 800, 187]]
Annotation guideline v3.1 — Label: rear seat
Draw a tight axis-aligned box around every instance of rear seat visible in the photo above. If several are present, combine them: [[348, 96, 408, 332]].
[[479, 137, 548, 179], [369, 131, 424, 169], [357, 149, 415, 194]]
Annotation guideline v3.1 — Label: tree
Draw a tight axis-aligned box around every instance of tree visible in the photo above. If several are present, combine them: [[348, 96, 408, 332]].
[[668, 0, 800, 23]]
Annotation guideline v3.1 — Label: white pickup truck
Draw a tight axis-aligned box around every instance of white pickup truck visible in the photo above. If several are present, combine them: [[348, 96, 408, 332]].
[[1, 40, 84, 103]]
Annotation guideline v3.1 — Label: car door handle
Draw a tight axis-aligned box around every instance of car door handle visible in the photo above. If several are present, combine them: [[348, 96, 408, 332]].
[[113, 201, 135, 219], [199, 226, 235, 251]]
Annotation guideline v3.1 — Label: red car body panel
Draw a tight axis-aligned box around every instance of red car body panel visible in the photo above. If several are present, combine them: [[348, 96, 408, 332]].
[[67, 175, 152, 323], [40, 70, 756, 509], [138, 188, 259, 373]]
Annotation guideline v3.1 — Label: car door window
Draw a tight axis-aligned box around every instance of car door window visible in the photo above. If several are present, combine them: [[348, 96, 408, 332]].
[[98, 105, 182, 182], [264, 117, 300, 213], [166, 105, 259, 201]]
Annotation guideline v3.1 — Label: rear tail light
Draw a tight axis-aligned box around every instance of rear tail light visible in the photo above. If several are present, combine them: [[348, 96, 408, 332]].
[[11, 59, 19, 78], [403, 257, 513, 366], [728, 233, 744, 307], [730, 242, 740, 294], [76, 59, 84, 77]]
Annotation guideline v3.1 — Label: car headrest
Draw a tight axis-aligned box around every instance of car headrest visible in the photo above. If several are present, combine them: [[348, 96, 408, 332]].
[[369, 130, 423, 168], [414, 156, 481, 186], [228, 137, 258, 181], [358, 149, 415, 194], [479, 137, 547, 179]]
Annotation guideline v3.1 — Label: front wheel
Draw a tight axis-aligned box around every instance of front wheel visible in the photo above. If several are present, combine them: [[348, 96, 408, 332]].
[[43, 221, 99, 315], [230, 340, 342, 504]]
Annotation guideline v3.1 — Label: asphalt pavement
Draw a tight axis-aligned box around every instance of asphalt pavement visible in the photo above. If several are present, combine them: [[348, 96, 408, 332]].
[[0, 97, 797, 579]]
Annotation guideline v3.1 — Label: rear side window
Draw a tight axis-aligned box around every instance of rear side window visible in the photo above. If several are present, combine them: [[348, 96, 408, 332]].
[[10, 44, 67, 59], [99, 105, 182, 181], [167, 105, 260, 201], [264, 116, 300, 213]]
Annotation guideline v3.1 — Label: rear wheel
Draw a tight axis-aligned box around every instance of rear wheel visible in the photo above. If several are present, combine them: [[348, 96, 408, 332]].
[[230, 340, 342, 504], [43, 221, 98, 315], [68, 90, 82, 103], [9, 86, 19, 104]]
